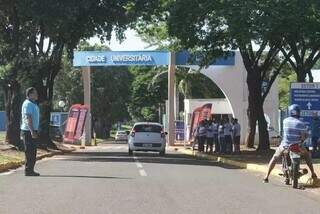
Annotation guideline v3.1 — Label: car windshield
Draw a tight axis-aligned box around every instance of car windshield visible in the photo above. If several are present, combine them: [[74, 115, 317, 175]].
[[134, 124, 162, 133], [117, 131, 126, 134]]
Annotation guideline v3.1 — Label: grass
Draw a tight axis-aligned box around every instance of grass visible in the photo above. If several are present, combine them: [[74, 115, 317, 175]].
[[0, 154, 23, 165]]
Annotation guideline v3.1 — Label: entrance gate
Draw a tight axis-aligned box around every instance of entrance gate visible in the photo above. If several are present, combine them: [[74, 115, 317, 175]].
[[73, 51, 235, 147]]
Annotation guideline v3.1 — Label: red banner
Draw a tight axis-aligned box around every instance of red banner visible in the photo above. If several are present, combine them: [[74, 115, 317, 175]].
[[189, 103, 213, 140], [63, 104, 89, 143]]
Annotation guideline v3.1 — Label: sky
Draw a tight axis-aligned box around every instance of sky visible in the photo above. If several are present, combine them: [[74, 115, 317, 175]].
[[88, 29, 155, 51], [311, 70, 320, 82]]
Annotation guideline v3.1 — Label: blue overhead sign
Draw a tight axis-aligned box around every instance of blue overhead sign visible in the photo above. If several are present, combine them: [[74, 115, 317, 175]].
[[290, 82, 320, 126], [175, 51, 235, 66], [73, 51, 169, 66], [73, 51, 235, 67]]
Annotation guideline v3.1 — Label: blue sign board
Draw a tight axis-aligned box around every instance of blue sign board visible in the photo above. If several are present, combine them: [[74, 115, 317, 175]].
[[73, 51, 235, 67], [50, 112, 68, 127], [290, 82, 320, 126], [175, 120, 185, 141]]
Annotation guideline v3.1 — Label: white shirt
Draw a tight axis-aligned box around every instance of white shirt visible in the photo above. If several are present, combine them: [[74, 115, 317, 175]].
[[198, 125, 207, 137], [233, 123, 241, 137], [206, 124, 214, 138], [224, 123, 232, 136], [212, 123, 219, 135], [218, 125, 224, 137]]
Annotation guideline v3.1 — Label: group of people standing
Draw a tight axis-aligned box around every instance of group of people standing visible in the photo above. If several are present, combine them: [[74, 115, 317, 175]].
[[193, 117, 241, 154]]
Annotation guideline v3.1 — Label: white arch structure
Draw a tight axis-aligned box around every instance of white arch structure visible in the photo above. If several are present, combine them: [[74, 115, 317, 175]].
[[198, 51, 279, 143]]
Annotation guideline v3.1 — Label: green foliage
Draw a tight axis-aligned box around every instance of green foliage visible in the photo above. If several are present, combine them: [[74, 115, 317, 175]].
[[275, 1, 320, 82], [92, 67, 133, 124], [176, 69, 225, 99], [0, 88, 4, 111], [278, 62, 296, 110], [128, 66, 166, 122], [163, 0, 296, 149], [0, 0, 163, 143], [53, 56, 83, 110], [128, 66, 225, 122]]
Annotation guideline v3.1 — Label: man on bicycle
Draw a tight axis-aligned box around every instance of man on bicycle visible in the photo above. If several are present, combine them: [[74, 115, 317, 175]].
[[263, 104, 317, 183]]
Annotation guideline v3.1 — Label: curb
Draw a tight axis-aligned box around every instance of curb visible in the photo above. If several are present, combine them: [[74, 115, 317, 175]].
[[0, 161, 24, 173], [0, 150, 71, 173], [177, 148, 313, 185]]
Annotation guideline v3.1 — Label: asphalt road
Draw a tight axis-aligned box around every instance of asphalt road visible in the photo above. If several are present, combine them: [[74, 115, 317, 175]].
[[1, 142, 319, 214]]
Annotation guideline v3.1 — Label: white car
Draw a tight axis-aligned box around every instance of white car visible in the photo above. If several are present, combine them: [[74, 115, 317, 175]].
[[115, 130, 128, 142], [128, 122, 167, 156]]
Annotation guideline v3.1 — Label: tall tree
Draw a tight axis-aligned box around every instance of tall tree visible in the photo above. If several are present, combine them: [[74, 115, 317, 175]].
[[167, 0, 290, 150], [0, 0, 160, 147]]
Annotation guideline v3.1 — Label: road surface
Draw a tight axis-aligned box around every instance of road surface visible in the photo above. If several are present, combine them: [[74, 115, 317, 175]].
[[1, 142, 319, 214]]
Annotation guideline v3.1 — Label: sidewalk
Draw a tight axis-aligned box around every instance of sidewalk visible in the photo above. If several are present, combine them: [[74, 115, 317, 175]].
[[174, 145, 320, 187], [0, 142, 76, 173]]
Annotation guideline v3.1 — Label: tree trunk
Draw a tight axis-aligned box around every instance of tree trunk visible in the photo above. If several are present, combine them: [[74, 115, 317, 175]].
[[105, 123, 112, 139], [4, 81, 23, 148], [245, 72, 259, 148], [257, 103, 270, 151], [307, 70, 313, 83], [296, 71, 306, 82], [245, 70, 270, 150], [245, 108, 257, 148], [38, 99, 54, 148], [95, 119, 107, 139], [36, 44, 64, 149]]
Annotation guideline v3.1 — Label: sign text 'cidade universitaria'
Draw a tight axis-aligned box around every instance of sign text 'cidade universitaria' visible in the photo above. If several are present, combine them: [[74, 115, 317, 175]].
[[75, 51, 168, 66], [87, 54, 153, 64]]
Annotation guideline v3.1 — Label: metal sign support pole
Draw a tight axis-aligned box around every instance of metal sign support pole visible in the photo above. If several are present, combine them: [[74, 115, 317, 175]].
[[81, 66, 92, 148], [168, 52, 176, 146]]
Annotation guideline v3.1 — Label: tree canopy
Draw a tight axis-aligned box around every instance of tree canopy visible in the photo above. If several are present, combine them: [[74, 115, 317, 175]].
[[276, 0, 320, 82], [0, 0, 162, 146], [165, 0, 293, 150]]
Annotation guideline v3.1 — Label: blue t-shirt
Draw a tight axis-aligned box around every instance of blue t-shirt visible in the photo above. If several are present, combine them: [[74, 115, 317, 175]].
[[21, 99, 40, 131], [281, 117, 307, 147]]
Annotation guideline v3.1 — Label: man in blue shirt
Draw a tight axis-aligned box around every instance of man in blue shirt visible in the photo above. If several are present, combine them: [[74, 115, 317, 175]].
[[21, 87, 40, 176], [263, 104, 317, 183]]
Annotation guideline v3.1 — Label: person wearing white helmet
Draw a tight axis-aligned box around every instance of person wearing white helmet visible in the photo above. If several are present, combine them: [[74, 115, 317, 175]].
[[263, 104, 317, 183]]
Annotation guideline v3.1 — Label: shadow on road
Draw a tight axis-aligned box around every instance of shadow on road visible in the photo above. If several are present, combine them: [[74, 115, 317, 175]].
[[40, 175, 132, 180], [60, 151, 242, 170]]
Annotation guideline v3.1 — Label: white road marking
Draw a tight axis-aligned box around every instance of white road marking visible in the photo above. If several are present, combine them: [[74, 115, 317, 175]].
[[139, 169, 147, 177], [135, 162, 143, 168], [133, 156, 147, 176], [0, 170, 16, 176]]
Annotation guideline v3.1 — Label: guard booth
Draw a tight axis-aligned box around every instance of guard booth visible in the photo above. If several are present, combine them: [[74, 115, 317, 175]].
[[73, 51, 235, 148]]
